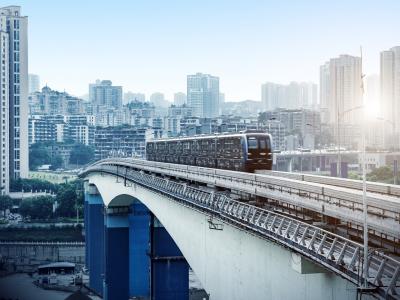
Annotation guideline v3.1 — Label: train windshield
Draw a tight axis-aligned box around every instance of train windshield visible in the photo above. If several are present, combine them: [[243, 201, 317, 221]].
[[247, 136, 271, 151], [247, 138, 258, 149]]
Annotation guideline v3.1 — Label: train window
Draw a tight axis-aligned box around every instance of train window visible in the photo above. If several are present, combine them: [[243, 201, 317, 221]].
[[225, 138, 233, 150], [259, 139, 267, 150], [247, 137, 258, 149]]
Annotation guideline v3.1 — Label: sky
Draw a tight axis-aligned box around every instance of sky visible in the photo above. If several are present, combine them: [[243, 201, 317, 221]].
[[3, 0, 400, 101]]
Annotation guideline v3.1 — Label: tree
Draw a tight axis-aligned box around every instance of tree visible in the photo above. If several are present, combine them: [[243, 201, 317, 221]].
[[69, 144, 95, 165], [29, 143, 51, 170], [50, 154, 63, 170], [0, 195, 13, 217], [10, 178, 58, 193], [367, 166, 396, 184], [19, 196, 54, 220], [56, 185, 77, 217], [258, 112, 268, 127]]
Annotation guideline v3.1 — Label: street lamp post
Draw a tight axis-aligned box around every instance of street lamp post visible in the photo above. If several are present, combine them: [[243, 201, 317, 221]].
[[360, 47, 369, 290]]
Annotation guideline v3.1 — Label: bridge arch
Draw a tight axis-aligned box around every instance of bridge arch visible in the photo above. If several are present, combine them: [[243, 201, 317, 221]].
[[85, 172, 365, 300]]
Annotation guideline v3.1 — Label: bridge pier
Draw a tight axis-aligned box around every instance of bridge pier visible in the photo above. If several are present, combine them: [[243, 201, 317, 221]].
[[104, 211, 130, 300], [84, 188, 190, 300], [129, 201, 151, 298], [151, 216, 189, 300], [85, 183, 105, 296]]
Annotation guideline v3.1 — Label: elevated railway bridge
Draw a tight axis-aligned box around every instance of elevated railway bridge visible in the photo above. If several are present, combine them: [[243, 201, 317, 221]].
[[81, 158, 400, 300]]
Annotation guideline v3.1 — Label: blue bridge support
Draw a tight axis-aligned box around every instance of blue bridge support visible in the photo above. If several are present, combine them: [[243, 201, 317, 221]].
[[151, 217, 189, 300], [84, 186, 189, 300], [85, 184, 105, 296], [129, 201, 151, 298], [104, 214, 130, 300]]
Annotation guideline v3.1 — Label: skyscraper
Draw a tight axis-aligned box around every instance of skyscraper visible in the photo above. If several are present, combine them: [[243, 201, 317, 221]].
[[261, 82, 317, 111], [0, 6, 29, 187], [319, 62, 331, 123], [124, 92, 145, 103], [89, 80, 122, 113], [187, 73, 219, 118], [28, 73, 40, 94], [380, 46, 400, 148], [173, 92, 186, 106], [320, 55, 362, 125], [150, 92, 168, 108], [319, 55, 362, 148]]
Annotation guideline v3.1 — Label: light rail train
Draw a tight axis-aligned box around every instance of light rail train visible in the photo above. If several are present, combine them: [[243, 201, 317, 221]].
[[146, 131, 273, 172]]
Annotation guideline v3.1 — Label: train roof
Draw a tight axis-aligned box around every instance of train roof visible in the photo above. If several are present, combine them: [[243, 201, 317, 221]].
[[149, 131, 271, 143]]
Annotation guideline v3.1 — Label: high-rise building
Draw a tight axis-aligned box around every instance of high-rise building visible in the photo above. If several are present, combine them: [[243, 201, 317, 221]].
[[28, 73, 40, 94], [0, 22, 10, 193], [0, 6, 29, 187], [219, 93, 225, 112], [320, 55, 362, 125], [124, 92, 145, 104], [380, 46, 400, 148], [319, 63, 330, 123], [29, 86, 85, 115], [187, 73, 219, 118], [173, 92, 186, 106], [319, 55, 362, 148], [89, 80, 122, 113], [150, 92, 168, 107], [261, 82, 317, 111]]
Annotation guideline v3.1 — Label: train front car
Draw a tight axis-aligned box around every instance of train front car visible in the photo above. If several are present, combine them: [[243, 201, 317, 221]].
[[243, 133, 273, 172]]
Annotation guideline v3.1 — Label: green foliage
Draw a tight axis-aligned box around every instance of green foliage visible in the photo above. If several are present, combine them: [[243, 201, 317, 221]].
[[10, 178, 58, 193], [0, 225, 84, 242], [258, 112, 268, 126], [0, 195, 13, 216], [367, 166, 398, 184], [19, 196, 54, 220], [29, 143, 51, 170], [29, 142, 64, 170], [56, 187, 76, 218], [56, 180, 84, 218], [69, 144, 95, 165], [50, 154, 63, 170], [13, 179, 84, 220], [348, 171, 361, 180]]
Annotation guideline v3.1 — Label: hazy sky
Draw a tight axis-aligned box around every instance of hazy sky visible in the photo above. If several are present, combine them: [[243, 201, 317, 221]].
[[5, 0, 400, 101]]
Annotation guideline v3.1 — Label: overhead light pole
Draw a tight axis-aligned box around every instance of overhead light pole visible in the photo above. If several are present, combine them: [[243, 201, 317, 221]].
[[360, 46, 369, 290]]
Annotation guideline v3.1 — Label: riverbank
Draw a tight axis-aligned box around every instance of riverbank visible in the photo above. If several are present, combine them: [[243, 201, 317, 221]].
[[0, 225, 84, 242]]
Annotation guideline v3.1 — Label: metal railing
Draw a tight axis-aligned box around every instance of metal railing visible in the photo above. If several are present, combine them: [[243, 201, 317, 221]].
[[91, 158, 400, 239], [0, 241, 85, 246], [82, 164, 400, 299]]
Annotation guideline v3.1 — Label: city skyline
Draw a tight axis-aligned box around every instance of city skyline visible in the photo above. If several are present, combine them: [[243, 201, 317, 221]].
[[7, 0, 400, 101]]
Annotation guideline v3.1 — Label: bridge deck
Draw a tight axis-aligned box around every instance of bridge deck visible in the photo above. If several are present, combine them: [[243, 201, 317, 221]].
[[94, 158, 400, 241], [81, 162, 400, 299]]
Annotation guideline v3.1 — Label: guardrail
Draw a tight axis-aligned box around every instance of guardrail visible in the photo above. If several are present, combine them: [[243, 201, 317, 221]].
[[82, 164, 400, 299], [0, 241, 85, 246], [90, 159, 400, 240], [257, 170, 400, 197]]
